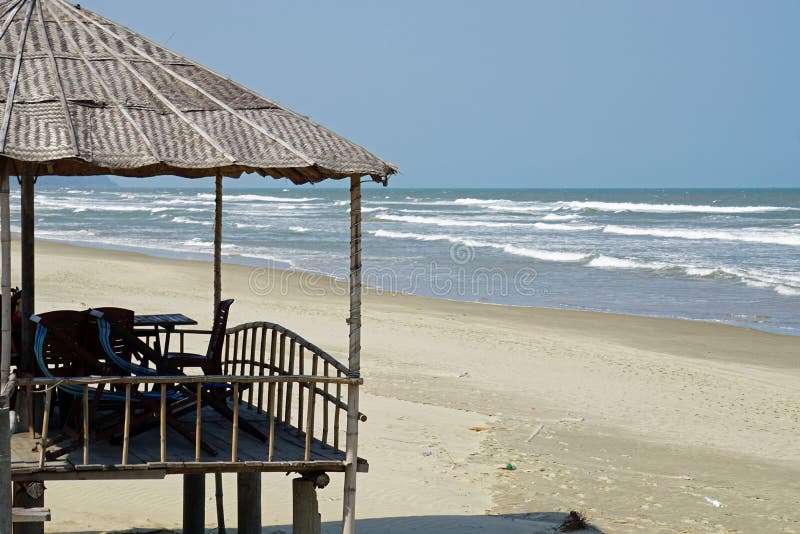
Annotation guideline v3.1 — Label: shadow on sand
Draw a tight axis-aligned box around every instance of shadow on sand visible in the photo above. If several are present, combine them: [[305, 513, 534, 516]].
[[56, 511, 604, 534]]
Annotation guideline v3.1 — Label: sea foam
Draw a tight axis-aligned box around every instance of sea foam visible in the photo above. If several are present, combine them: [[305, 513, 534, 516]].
[[603, 225, 800, 246]]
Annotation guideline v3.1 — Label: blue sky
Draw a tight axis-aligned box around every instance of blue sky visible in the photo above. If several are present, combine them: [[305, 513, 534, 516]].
[[81, 1, 799, 189]]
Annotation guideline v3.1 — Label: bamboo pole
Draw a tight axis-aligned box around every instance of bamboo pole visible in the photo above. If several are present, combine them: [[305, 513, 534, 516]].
[[342, 176, 362, 533], [122, 384, 131, 465], [38, 388, 51, 469], [304, 357, 318, 462], [213, 171, 226, 534], [257, 327, 266, 413], [214, 171, 222, 310], [322, 361, 329, 447], [195, 383, 202, 461], [20, 164, 34, 373], [160, 384, 166, 462], [231, 383, 239, 462], [0, 157, 10, 386], [82, 385, 89, 465], [298, 346, 305, 435], [267, 375, 275, 462], [285, 340, 295, 425], [17, 375, 358, 387], [334, 371, 341, 451], [0, 385, 11, 534]]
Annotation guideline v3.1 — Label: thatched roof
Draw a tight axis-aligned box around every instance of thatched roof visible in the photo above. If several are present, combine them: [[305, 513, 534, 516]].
[[0, 0, 397, 183]]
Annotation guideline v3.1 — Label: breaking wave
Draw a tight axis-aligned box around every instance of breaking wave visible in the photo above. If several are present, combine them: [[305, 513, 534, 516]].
[[603, 225, 800, 246]]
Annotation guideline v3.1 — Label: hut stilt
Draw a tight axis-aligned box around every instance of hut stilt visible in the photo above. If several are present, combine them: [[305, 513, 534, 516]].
[[19, 165, 34, 373], [212, 170, 226, 532], [342, 176, 362, 533], [293, 477, 321, 534], [182, 474, 205, 534], [237, 472, 261, 534], [214, 170, 223, 310], [0, 156, 11, 534], [0, 157, 10, 385]]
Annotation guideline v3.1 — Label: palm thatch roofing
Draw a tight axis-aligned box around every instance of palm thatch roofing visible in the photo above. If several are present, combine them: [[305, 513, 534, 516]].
[[0, 0, 397, 183]]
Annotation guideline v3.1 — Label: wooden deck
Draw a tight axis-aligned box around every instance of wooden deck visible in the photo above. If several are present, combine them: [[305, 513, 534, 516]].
[[11, 402, 367, 481]]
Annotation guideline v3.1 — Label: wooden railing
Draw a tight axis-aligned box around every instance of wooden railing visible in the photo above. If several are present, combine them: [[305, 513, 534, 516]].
[[173, 321, 367, 446], [18, 320, 365, 471], [17, 373, 361, 469]]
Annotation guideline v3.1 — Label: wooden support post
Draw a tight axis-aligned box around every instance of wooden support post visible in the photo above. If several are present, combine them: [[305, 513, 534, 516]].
[[342, 176, 362, 533], [183, 474, 205, 534], [0, 157, 11, 386], [37, 389, 51, 469], [122, 384, 131, 465], [82, 385, 89, 465], [19, 166, 34, 373], [0, 390, 12, 534], [293, 478, 321, 534], [213, 172, 224, 533], [213, 170, 222, 310], [215, 473, 226, 534], [236, 472, 261, 534], [159, 384, 166, 462], [12, 481, 44, 534]]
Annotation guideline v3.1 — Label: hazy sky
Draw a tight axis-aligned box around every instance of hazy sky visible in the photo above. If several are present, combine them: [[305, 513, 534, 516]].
[[80, 1, 799, 189]]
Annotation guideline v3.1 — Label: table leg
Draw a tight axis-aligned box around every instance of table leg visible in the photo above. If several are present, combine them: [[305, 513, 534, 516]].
[[163, 326, 173, 356], [152, 326, 163, 357]]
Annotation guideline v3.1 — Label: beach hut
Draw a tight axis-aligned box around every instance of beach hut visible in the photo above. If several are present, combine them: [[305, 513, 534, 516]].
[[0, 0, 396, 532]]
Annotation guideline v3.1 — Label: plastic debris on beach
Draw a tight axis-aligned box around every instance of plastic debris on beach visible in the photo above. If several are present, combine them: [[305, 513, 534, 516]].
[[422, 450, 437, 457], [497, 463, 516, 471], [704, 496, 723, 508]]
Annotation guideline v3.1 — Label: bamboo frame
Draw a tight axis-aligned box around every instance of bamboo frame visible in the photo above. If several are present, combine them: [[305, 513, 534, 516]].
[[285, 340, 295, 424], [38, 388, 52, 468], [304, 356, 318, 461], [82, 385, 89, 465], [343, 176, 362, 533], [160, 384, 167, 462], [297, 345, 304, 434], [195, 383, 202, 462], [214, 171, 222, 311], [122, 384, 131, 465], [29, 371, 362, 467], [18, 375, 360, 387], [231, 383, 239, 462], [0, 158, 10, 386]]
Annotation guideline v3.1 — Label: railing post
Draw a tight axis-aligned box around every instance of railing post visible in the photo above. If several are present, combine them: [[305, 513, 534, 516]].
[[342, 176, 362, 533]]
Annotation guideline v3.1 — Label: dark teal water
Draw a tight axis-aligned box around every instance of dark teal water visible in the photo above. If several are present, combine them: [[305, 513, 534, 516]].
[[11, 187, 800, 335]]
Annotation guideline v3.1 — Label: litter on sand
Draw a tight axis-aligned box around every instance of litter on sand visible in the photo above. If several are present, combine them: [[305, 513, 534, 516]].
[[704, 496, 723, 508], [526, 424, 544, 442]]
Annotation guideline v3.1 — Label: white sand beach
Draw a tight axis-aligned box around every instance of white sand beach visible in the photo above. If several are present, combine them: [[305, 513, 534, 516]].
[[17, 240, 799, 533]]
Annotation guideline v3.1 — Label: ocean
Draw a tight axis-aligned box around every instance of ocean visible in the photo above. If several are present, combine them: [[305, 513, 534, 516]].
[[10, 186, 800, 335]]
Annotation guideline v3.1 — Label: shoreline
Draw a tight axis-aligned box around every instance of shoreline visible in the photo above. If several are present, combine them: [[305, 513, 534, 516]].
[[25, 235, 800, 341]]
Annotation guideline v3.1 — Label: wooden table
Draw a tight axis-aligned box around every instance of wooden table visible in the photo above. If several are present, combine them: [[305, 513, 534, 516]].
[[133, 313, 197, 355]]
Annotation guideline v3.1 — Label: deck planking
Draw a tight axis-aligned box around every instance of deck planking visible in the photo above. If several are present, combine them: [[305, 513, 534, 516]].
[[11, 402, 367, 481]]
